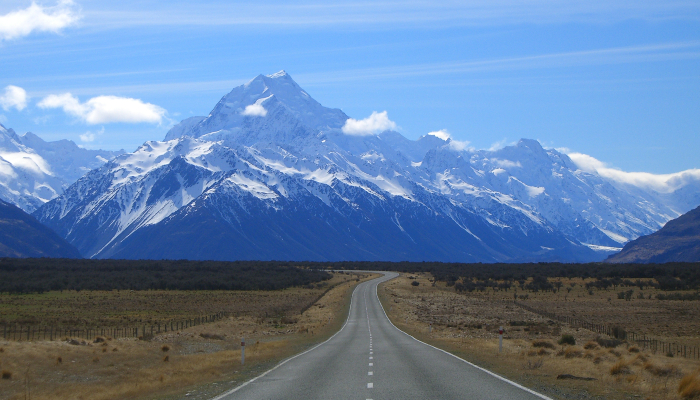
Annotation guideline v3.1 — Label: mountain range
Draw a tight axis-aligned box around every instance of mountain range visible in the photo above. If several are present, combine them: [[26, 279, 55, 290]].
[[0, 123, 123, 213], [25, 71, 699, 262]]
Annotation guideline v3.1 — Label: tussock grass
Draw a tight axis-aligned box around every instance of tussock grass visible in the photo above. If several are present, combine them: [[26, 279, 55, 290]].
[[610, 360, 631, 375], [644, 361, 679, 377], [679, 369, 700, 399], [161, 345, 170, 352], [584, 341, 599, 350]]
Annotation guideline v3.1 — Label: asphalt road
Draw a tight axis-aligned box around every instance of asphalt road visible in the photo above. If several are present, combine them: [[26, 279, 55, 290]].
[[213, 272, 551, 400]]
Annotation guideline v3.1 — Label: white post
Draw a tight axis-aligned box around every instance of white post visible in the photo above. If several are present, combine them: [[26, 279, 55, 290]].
[[429, 322, 432, 333], [498, 327, 504, 353], [241, 337, 245, 365]]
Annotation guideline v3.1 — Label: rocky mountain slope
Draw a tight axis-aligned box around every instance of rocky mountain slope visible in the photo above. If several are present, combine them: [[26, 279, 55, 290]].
[[33, 71, 700, 262], [607, 205, 700, 263], [0, 198, 81, 258], [0, 124, 123, 213]]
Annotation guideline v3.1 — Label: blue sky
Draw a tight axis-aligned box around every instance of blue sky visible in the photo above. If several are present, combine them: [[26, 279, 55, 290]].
[[0, 0, 698, 174]]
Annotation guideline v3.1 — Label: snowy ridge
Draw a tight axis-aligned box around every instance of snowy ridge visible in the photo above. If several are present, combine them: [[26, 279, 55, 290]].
[[0, 124, 123, 213]]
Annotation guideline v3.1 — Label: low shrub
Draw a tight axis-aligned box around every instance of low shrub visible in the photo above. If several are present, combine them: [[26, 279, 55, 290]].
[[628, 346, 640, 353], [596, 336, 624, 348], [411, 281, 419, 287], [558, 334, 576, 346], [200, 333, 225, 340], [1, 370, 11, 380], [161, 345, 170, 352], [532, 340, 556, 349]]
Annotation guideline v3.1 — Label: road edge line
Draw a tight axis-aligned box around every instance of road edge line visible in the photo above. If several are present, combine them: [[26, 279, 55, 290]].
[[210, 276, 369, 399], [373, 276, 554, 400]]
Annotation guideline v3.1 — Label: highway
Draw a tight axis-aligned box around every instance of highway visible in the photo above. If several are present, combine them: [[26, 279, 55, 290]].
[[213, 272, 551, 400]]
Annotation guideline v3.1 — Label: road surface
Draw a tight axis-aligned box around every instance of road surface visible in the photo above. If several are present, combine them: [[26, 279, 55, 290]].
[[213, 272, 550, 400]]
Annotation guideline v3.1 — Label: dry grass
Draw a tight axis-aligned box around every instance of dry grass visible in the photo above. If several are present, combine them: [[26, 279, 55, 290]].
[[378, 272, 700, 400], [0, 272, 378, 400], [679, 369, 700, 399], [610, 360, 631, 375]]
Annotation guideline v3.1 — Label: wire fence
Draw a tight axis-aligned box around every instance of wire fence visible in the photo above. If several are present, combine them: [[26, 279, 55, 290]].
[[513, 301, 699, 360], [1, 312, 227, 342]]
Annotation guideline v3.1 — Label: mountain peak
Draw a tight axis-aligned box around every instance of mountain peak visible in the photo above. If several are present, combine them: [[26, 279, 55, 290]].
[[165, 71, 348, 142], [267, 70, 289, 79]]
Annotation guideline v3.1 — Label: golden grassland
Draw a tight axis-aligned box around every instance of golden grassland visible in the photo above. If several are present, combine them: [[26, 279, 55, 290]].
[[378, 273, 700, 400], [0, 272, 378, 400]]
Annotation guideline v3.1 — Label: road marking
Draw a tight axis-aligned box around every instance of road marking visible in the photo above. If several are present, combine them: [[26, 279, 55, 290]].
[[367, 383, 373, 389], [369, 356, 373, 359], [369, 362, 373, 366], [370, 351, 373, 354], [368, 371, 373, 375], [373, 278, 553, 400], [209, 281, 365, 400]]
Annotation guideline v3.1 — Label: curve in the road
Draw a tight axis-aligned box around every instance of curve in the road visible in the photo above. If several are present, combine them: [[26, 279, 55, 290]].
[[211, 272, 552, 400]]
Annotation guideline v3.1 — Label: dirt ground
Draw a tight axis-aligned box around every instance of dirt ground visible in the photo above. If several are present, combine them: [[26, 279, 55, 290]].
[[378, 273, 700, 400], [0, 272, 378, 400]]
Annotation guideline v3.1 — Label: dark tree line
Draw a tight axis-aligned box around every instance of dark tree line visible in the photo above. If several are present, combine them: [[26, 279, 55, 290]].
[[2, 258, 698, 294], [321, 261, 700, 291], [0, 258, 331, 293]]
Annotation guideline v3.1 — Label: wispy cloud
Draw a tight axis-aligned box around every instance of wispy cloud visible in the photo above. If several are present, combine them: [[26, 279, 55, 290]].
[[568, 152, 700, 193], [0, 0, 80, 41], [342, 111, 396, 136], [297, 41, 700, 84], [38, 93, 166, 124], [0, 85, 27, 111], [83, 1, 700, 29], [427, 129, 472, 151]]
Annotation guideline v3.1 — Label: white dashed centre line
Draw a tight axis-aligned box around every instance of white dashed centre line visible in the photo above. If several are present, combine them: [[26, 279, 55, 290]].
[[367, 383, 373, 389], [369, 362, 373, 366], [368, 371, 373, 376]]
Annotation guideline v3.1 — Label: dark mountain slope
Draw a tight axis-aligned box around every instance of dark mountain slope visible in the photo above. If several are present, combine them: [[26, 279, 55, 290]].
[[0, 199, 81, 258], [607, 205, 700, 263]]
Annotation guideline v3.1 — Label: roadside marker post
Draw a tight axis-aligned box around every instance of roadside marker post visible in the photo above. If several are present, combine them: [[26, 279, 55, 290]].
[[429, 322, 432, 333], [241, 338, 245, 365], [498, 327, 504, 353]]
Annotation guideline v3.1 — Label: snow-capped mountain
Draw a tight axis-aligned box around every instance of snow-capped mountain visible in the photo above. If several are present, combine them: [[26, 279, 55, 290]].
[[0, 124, 124, 213], [34, 71, 700, 262]]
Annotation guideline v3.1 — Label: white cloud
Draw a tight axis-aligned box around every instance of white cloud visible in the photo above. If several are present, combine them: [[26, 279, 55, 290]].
[[0, 85, 28, 111], [79, 126, 103, 142], [342, 111, 396, 136], [241, 103, 267, 117], [38, 93, 166, 124], [493, 159, 522, 168], [567, 152, 700, 193], [488, 139, 511, 151], [79, 132, 94, 142], [427, 129, 471, 151], [448, 139, 472, 152], [0, 0, 80, 41], [427, 129, 451, 141]]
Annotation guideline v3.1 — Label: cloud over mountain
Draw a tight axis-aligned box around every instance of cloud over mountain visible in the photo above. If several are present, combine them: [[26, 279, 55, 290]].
[[38, 93, 166, 124]]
